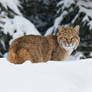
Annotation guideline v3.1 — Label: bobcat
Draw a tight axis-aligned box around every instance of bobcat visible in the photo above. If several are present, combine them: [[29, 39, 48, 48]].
[[8, 25, 80, 64]]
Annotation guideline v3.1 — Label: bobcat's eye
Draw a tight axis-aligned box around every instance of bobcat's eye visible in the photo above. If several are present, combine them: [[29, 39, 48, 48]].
[[64, 37, 68, 40]]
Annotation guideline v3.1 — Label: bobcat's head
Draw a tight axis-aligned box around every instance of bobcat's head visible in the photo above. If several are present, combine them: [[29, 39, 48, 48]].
[[57, 25, 80, 51]]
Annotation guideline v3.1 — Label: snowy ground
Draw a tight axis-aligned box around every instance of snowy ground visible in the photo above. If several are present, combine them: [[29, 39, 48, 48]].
[[0, 58, 92, 92]]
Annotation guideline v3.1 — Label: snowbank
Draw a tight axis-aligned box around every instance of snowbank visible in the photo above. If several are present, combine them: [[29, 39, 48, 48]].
[[0, 58, 92, 92], [3, 16, 41, 44]]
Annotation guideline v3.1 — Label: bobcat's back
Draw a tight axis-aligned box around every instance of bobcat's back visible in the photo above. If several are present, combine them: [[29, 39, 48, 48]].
[[8, 35, 56, 64]]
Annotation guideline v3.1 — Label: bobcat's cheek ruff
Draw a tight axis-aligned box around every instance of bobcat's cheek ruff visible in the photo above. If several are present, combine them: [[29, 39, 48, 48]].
[[62, 43, 74, 50], [73, 40, 80, 50]]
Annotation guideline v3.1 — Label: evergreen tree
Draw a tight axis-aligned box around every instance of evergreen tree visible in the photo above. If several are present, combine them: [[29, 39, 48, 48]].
[[46, 0, 92, 44], [20, 0, 58, 35], [0, 0, 39, 57], [45, 0, 92, 58], [0, 1, 16, 57]]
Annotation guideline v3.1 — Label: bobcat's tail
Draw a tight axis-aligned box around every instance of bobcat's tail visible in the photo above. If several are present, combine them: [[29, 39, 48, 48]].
[[8, 40, 28, 64], [8, 47, 17, 64], [8, 40, 19, 64]]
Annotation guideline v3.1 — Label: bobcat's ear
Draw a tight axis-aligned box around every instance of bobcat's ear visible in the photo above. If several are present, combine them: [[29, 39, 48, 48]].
[[58, 25, 63, 32], [74, 25, 79, 33]]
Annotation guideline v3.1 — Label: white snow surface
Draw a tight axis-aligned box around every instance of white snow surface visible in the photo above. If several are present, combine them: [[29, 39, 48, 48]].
[[0, 58, 92, 92]]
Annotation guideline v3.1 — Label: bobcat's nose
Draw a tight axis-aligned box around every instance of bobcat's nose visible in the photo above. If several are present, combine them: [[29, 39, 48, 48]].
[[67, 40, 72, 44]]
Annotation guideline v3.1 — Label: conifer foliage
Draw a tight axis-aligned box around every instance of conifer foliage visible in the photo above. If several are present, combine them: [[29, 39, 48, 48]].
[[0, 0, 92, 58], [46, 0, 92, 44], [20, 0, 57, 35], [0, 0, 40, 57]]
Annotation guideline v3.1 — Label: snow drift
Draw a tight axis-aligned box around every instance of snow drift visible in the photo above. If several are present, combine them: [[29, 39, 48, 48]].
[[0, 58, 92, 92]]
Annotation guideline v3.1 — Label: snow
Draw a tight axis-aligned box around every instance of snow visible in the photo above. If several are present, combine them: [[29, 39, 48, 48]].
[[88, 21, 92, 30], [0, 0, 21, 15], [77, 0, 92, 25], [45, 26, 54, 36], [78, 0, 92, 17], [54, 11, 68, 29], [0, 0, 41, 57], [57, 0, 92, 19], [0, 58, 92, 92], [0, 0, 41, 45], [67, 52, 84, 61], [0, 0, 40, 36], [1, 16, 41, 45], [45, 11, 68, 36], [57, 0, 74, 8], [3, 16, 40, 43], [77, 0, 92, 30]]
